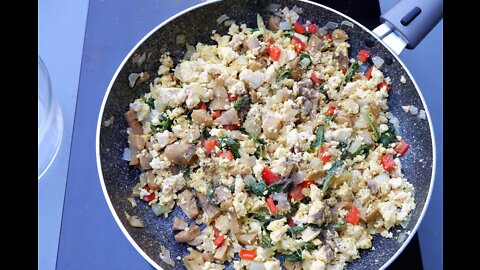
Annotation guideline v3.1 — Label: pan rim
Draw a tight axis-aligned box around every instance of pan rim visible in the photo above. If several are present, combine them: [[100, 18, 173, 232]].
[[95, 0, 437, 269]]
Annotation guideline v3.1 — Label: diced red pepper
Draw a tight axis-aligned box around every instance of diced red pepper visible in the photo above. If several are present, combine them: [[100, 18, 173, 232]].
[[381, 154, 397, 172], [266, 197, 277, 214], [266, 44, 282, 61], [239, 249, 257, 260], [394, 140, 410, 156], [323, 33, 332, 43], [342, 67, 347, 75], [377, 81, 391, 92], [214, 234, 225, 248], [143, 187, 156, 202], [227, 92, 238, 102], [197, 102, 208, 110], [214, 227, 219, 237], [346, 206, 360, 225], [288, 180, 316, 201], [219, 150, 233, 161], [291, 37, 306, 53], [307, 22, 319, 34], [365, 65, 374, 80], [293, 21, 306, 34], [327, 106, 336, 116], [212, 110, 222, 120], [318, 146, 331, 163], [204, 139, 218, 154], [287, 217, 296, 227], [310, 72, 322, 85], [223, 124, 238, 130], [261, 167, 280, 185], [357, 50, 371, 62]]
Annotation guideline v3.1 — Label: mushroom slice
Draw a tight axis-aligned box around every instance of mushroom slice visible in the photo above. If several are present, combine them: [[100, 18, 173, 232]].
[[164, 143, 197, 165], [197, 193, 221, 223], [237, 233, 258, 245], [174, 224, 201, 243], [214, 108, 239, 126], [209, 78, 228, 110], [191, 109, 213, 126], [177, 189, 200, 220], [172, 216, 189, 231]]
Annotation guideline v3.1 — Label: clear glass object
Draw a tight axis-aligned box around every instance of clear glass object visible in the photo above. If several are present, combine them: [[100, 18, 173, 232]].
[[38, 55, 63, 180]]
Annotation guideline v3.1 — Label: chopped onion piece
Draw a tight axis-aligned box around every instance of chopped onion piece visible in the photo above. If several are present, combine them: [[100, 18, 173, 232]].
[[152, 203, 171, 216], [397, 232, 407, 243], [274, 10, 284, 17], [300, 57, 311, 68], [317, 27, 327, 36], [279, 21, 292, 30], [184, 44, 195, 60], [127, 197, 137, 208], [372, 56, 385, 69], [244, 175, 256, 186], [132, 52, 146, 67], [418, 110, 426, 119], [176, 34, 186, 44], [123, 148, 131, 161], [266, 3, 282, 13], [272, 192, 287, 202], [292, 5, 303, 14], [257, 13, 267, 34], [388, 114, 402, 136], [224, 19, 235, 27], [159, 245, 175, 267], [324, 21, 338, 30], [250, 261, 265, 270], [128, 73, 141, 88], [216, 14, 229, 24], [409, 106, 418, 115], [341, 20, 354, 28], [126, 212, 144, 228]]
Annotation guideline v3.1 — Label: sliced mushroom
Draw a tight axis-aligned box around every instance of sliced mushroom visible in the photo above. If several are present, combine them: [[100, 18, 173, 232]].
[[305, 34, 324, 53], [183, 250, 204, 270], [210, 186, 233, 205], [337, 53, 350, 72], [262, 113, 282, 140], [124, 109, 143, 135], [139, 151, 152, 170], [284, 260, 303, 270], [209, 78, 228, 110], [201, 252, 215, 262], [220, 199, 233, 211], [289, 57, 304, 81], [213, 239, 230, 263], [214, 108, 239, 126], [268, 15, 280, 31], [177, 189, 200, 220], [365, 205, 381, 223], [332, 29, 348, 43], [187, 234, 205, 246], [197, 193, 221, 223], [228, 209, 240, 234], [164, 143, 197, 165], [173, 216, 189, 231], [174, 224, 201, 242], [146, 170, 159, 189], [237, 233, 258, 245], [249, 60, 263, 71], [192, 110, 213, 126], [334, 113, 353, 127], [128, 134, 145, 151], [244, 35, 261, 50]]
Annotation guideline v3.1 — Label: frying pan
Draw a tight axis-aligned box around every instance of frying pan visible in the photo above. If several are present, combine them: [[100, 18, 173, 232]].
[[96, 0, 442, 269]]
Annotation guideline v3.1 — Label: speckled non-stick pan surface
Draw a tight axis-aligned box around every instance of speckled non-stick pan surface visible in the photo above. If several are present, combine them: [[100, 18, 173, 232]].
[[97, 0, 435, 269]]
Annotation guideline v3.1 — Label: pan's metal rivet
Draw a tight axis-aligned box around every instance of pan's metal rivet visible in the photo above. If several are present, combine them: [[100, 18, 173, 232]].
[[365, 37, 375, 47], [384, 55, 393, 65]]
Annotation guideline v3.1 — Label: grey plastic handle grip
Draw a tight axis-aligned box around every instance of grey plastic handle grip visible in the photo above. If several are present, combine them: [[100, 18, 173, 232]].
[[380, 0, 443, 49]]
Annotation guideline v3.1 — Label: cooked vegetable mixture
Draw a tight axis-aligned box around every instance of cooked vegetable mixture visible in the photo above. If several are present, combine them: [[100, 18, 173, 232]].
[[124, 6, 415, 270]]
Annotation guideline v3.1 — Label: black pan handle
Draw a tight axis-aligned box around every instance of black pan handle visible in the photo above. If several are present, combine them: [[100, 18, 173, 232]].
[[380, 0, 443, 50]]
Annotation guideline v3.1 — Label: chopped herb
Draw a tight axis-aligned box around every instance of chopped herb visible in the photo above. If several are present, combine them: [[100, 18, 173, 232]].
[[247, 181, 268, 197], [327, 220, 347, 231], [320, 42, 332, 52], [251, 135, 267, 159], [379, 122, 396, 147], [285, 250, 302, 262], [287, 225, 304, 236], [352, 145, 370, 158], [300, 196, 311, 205], [252, 27, 259, 32], [284, 30, 294, 38], [146, 97, 155, 109], [338, 141, 351, 160], [366, 111, 380, 141], [150, 113, 172, 133], [344, 62, 359, 84], [218, 136, 240, 159], [178, 165, 190, 178], [200, 124, 209, 138], [299, 53, 312, 68], [268, 182, 291, 194], [261, 236, 272, 248], [277, 68, 291, 81], [297, 242, 316, 251], [233, 96, 251, 110], [207, 188, 215, 201], [306, 126, 324, 153], [321, 160, 343, 193]]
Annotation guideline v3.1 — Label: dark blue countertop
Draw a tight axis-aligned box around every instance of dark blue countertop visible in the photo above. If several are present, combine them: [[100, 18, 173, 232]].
[[51, 0, 442, 269]]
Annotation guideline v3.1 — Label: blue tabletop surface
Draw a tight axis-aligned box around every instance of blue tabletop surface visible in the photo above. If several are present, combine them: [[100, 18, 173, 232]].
[[38, 0, 442, 269]]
